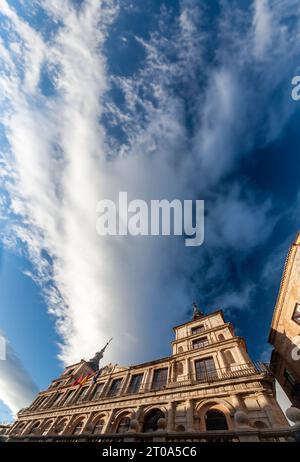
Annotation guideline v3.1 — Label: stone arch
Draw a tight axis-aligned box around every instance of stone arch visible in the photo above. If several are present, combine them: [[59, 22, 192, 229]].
[[68, 415, 87, 435], [142, 408, 165, 433], [89, 412, 108, 435], [41, 419, 54, 436], [28, 420, 42, 435], [195, 400, 234, 431], [12, 421, 26, 435], [54, 417, 69, 435], [205, 409, 228, 431], [111, 410, 133, 434]]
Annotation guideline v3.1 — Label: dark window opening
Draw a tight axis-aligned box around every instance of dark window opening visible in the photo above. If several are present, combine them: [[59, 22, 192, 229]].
[[205, 410, 228, 431], [143, 409, 165, 433], [117, 417, 131, 433], [107, 378, 122, 397], [192, 336, 209, 349], [151, 368, 168, 390], [93, 419, 105, 434], [127, 374, 143, 394], [192, 325, 205, 335], [72, 420, 84, 435], [92, 383, 104, 400], [195, 358, 217, 381]]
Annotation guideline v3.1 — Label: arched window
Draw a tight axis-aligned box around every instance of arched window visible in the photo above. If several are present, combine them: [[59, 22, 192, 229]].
[[42, 420, 53, 435], [205, 410, 228, 431], [93, 418, 105, 434], [56, 418, 67, 435], [176, 362, 184, 375], [117, 416, 131, 434], [223, 350, 235, 367], [72, 419, 85, 435], [15, 423, 25, 435], [143, 409, 165, 433], [29, 421, 41, 434], [218, 334, 225, 342]]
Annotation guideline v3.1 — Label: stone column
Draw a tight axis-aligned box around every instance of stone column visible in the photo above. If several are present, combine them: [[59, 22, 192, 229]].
[[71, 386, 84, 403], [102, 409, 115, 434], [84, 381, 97, 401], [167, 402, 175, 432], [234, 344, 248, 364], [119, 370, 131, 395], [141, 369, 151, 391], [217, 350, 226, 370], [186, 399, 195, 432], [134, 405, 145, 432], [143, 369, 153, 391], [21, 420, 33, 436], [168, 361, 175, 383], [81, 412, 94, 434]]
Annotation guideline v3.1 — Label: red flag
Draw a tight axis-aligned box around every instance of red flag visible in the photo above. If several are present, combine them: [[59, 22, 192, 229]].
[[73, 374, 83, 386]]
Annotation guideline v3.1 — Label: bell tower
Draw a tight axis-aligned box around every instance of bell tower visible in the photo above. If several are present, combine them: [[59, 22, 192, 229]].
[[171, 305, 251, 376]]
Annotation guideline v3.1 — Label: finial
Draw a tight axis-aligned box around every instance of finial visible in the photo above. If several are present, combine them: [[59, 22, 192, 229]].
[[192, 302, 203, 320], [88, 338, 113, 371]]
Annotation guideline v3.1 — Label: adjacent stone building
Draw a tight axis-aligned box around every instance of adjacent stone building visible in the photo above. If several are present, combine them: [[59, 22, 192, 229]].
[[269, 232, 300, 407], [8, 305, 289, 441]]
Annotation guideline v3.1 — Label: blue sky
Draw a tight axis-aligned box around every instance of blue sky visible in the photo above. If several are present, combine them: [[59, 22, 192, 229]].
[[0, 0, 299, 421]]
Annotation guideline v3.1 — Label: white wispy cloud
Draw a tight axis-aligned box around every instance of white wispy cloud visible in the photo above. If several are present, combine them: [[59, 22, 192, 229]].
[[0, 0, 299, 417], [0, 332, 39, 417]]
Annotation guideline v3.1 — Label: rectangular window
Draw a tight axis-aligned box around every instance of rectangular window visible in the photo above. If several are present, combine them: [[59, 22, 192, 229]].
[[292, 303, 300, 325], [107, 379, 122, 397], [127, 374, 143, 394], [36, 396, 48, 408], [191, 325, 205, 335], [92, 383, 104, 400], [63, 390, 75, 406], [76, 386, 89, 402], [52, 393, 64, 407], [151, 368, 168, 390], [192, 337, 209, 349], [195, 357, 217, 382]]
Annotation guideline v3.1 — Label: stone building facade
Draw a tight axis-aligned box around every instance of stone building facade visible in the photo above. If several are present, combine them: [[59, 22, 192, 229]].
[[269, 232, 300, 407], [8, 307, 289, 441]]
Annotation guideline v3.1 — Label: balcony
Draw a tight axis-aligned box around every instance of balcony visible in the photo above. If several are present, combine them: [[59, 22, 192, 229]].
[[19, 362, 270, 415], [168, 362, 270, 390]]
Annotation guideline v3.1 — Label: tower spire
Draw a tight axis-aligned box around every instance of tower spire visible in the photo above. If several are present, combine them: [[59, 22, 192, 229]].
[[192, 302, 203, 320], [88, 338, 112, 371]]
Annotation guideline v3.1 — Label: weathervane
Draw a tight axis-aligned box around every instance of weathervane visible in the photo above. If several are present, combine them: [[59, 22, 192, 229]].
[[192, 302, 204, 320]]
